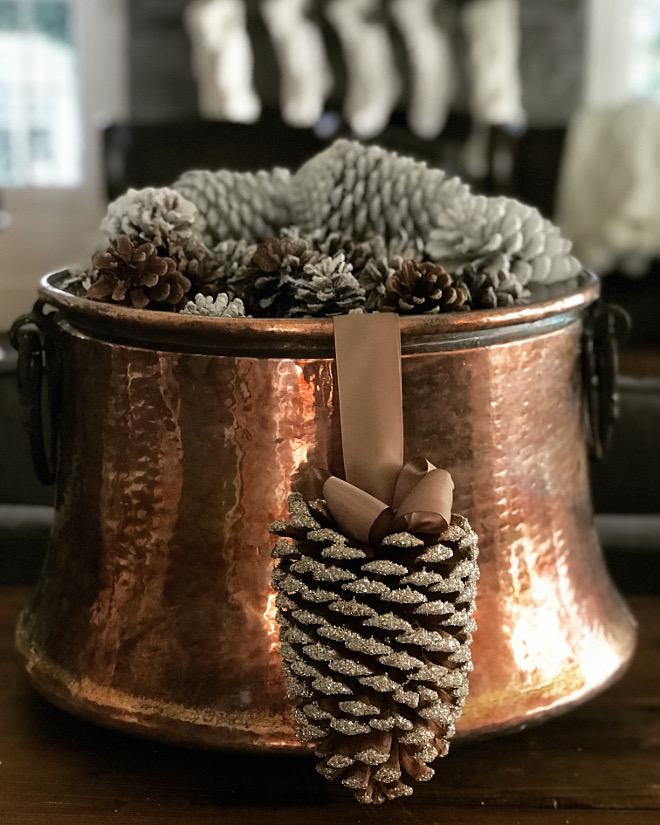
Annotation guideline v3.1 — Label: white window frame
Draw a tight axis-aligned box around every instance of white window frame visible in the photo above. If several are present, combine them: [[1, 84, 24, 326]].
[[0, 0, 128, 330]]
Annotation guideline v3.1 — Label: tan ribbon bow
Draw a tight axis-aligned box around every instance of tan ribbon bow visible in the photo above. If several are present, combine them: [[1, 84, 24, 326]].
[[322, 313, 454, 546]]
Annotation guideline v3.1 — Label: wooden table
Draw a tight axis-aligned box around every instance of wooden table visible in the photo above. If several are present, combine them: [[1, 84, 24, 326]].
[[1, 586, 658, 824]]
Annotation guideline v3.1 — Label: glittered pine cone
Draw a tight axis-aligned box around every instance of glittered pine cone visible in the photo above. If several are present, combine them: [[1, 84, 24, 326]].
[[380, 261, 469, 315], [270, 494, 479, 804], [87, 235, 191, 310]]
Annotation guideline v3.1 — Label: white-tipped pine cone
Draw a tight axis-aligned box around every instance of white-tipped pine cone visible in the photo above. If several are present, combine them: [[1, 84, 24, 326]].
[[173, 167, 292, 246], [289, 139, 471, 245], [426, 194, 582, 286], [290, 255, 366, 318], [100, 187, 206, 253], [270, 493, 479, 804]]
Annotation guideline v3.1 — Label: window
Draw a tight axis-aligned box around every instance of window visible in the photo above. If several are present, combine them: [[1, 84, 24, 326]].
[[629, 0, 660, 99], [0, 0, 127, 331], [586, 0, 660, 106], [0, 0, 82, 187]]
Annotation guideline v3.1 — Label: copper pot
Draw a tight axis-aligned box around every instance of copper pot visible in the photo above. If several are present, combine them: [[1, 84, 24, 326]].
[[13, 271, 636, 751]]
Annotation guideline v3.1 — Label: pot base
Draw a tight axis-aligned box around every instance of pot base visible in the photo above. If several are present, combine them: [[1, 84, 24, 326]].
[[16, 598, 637, 752]]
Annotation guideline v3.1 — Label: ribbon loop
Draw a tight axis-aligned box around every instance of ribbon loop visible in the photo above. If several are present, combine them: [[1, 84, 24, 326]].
[[323, 459, 453, 546]]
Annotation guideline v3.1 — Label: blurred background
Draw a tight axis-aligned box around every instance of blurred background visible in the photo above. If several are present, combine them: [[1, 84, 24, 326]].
[[1, 0, 659, 586]]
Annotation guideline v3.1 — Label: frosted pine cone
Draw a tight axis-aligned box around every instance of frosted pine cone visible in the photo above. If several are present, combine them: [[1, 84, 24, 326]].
[[180, 292, 246, 317], [270, 494, 479, 804], [232, 236, 320, 317], [381, 261, 469, 314], [314, 233, 425, 311], [460, 269, 531, 309], [173, 167, 292, 246], [87, 235, 191, 310], [289, 255, 365, 317], [100, 187, 203, 250], [290, 139, 471, 245], [212, 238, 258, 280], [426, 194, 582, 286]]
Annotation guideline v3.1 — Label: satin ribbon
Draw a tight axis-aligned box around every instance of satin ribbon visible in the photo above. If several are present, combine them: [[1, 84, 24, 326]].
[[322, 313, 454, 545]]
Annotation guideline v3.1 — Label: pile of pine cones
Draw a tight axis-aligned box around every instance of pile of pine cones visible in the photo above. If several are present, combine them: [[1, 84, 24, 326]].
[[79, 139, 585, 317]]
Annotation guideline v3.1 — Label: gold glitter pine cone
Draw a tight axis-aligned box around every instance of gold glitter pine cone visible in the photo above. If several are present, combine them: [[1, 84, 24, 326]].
[[381, 260, 469, 314], [270, 493, 479, 804]]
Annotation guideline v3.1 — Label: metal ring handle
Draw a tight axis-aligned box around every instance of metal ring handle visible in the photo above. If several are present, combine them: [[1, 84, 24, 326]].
[[582, 300, 631, 462], [10, 302, 59, 485]]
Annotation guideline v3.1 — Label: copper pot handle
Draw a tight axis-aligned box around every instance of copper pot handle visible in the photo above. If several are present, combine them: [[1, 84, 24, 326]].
[[10, 301, 60, 485], [582, 299, 631, 462]]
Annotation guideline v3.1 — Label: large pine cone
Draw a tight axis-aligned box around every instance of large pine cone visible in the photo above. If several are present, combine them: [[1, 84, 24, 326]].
[[270, 494, 479, 804], [426, 194, 582, 286], [290, 139, 470, 244], [173, 167, 292, 247], [381, 261, 469, 314], [87, 235, 191, 309]]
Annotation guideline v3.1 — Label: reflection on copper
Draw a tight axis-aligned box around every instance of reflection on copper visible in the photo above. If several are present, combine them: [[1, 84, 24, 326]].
[[263, 591, 280, 654], [14, 271, 636, 751]]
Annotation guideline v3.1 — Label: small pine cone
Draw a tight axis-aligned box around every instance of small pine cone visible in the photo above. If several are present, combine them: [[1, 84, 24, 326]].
[[169, 242, 223, 293], [349, 236, 425, 312], [100, 187, 203, 251], [213, 238, 258, 280], [270, 494, 479, 804], [381, 261, 469, 315], [312, 233, 426, 312], [460, 269, 532, 309], [234, 236, 321, 317], [289, 255, 365, 318], [87, 235, 191, 310], [180, 292, 246, 317]]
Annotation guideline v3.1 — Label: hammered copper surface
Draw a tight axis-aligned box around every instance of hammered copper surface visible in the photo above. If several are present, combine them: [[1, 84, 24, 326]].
[[15, 272, 636, 751]]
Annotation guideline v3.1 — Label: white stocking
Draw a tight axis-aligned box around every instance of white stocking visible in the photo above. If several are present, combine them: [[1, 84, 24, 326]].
[[390, 0, 455, 139], [261, 0, 333, 128], [184, 0, 261, 122], [325, 0, 401, 138]]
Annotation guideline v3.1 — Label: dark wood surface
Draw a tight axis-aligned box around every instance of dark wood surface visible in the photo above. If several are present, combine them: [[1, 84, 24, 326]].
[[1, 586, 658, 824]]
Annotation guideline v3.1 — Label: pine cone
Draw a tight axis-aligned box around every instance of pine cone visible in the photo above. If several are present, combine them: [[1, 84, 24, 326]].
[[290, 140, 470, 245], [381, 261, 469, 314], [270, 494, 479, 804], [100, 187, 219, 295], [87, 235, 191, 310], [173, 167, 292, 247], [313, 233, 425, 311], [180, 292, 246, 317], [460, 269, 531, 309], [289, 255, 365, 317], [233, 236, 321, 317], [100, 187, 203, 251], [426, 194, 582, 286]]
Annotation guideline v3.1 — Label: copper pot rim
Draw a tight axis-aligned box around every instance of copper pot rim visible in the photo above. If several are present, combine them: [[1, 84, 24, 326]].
[[39, 270, 599, 356]]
